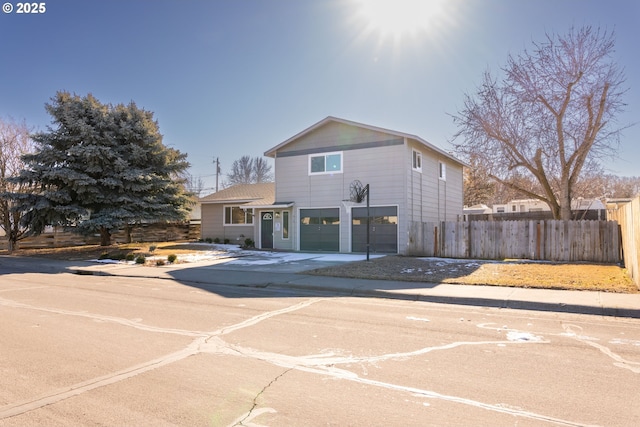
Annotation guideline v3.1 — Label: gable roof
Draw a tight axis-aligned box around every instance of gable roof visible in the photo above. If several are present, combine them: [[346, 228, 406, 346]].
[[199, 182, 275, 205], [264, 116, 466, 166]]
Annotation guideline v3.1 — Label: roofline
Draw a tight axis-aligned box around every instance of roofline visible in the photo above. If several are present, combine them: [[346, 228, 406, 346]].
[[247, 203, 294, 209], [200, 198, 260, 205], [264, 116, 467, 167]]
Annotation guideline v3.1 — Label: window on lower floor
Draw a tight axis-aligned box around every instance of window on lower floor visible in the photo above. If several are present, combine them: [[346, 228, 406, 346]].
[[282, 211, 289, 239], [224, 206, 253, 225]]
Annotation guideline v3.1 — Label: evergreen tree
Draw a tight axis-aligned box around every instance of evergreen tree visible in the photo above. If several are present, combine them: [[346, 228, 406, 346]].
[[14, 92, 192, 246]]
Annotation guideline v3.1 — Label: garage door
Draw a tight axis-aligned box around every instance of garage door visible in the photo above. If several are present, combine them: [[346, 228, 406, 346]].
[[300, 208, 340, 251], [352, 206, 398, 253]]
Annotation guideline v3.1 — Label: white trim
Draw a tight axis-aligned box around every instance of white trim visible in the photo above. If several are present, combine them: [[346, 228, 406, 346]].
[[259, 210, 274, 249], [439, 161, 446, 180], [412, 149, 422, 172], [348, 204, 400, 254], [223, 205, 254, 226], [308, 151, 343, 175], [282, 210, 290, 240], [297, 206, 341, 251], [264, 116, 467, 167]]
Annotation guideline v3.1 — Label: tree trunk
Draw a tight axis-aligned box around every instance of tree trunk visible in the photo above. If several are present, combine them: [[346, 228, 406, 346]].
[[99, 227, 111, 246], [559, 180, 573, 220], [7, 238, 16, 253], [125, 224, 132, 244]]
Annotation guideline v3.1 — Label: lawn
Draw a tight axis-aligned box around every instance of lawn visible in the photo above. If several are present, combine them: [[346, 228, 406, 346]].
[[4, 243, 637, 293]]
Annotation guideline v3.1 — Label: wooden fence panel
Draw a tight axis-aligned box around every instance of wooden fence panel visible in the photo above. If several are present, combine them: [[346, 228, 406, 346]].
[[1, 223, 201, 251], [408, 220, 621, 263], [608, 197, 639, 287]]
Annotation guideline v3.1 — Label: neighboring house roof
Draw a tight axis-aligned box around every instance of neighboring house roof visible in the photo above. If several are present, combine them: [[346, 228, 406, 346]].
[[264, 116, 467, 167], [199, 183, 275, 205]]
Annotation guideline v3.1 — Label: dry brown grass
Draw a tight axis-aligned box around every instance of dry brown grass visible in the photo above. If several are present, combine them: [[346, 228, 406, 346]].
[[4, 244, 636, 293], [307, 256, 638, 294], [3, 242, 209, 261]]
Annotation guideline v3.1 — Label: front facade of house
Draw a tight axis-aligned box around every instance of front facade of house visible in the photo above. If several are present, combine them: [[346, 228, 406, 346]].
[[200, 117, 465, 254]]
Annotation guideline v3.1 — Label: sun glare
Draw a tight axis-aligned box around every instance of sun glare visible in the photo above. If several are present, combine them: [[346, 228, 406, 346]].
[[355, 0, 448, 40]]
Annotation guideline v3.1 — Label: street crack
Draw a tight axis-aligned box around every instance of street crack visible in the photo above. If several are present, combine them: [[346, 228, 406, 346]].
[[235, 368, 292, 426]]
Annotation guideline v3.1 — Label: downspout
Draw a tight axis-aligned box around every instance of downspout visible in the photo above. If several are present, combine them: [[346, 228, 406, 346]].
[[437, 171, 441, 221]]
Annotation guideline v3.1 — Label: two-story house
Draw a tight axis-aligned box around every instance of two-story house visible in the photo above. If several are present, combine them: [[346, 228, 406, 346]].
[[200, 116, 465, 254]]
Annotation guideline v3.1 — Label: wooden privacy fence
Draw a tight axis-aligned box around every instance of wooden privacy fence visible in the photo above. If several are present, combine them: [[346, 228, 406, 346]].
[[0, 223, 201, 250], [407, 220, 621, 263], [607, 197, 639, 287]]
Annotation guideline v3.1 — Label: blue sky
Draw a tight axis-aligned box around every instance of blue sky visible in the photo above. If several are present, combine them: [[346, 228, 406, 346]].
[[1, 0, 638, 194]]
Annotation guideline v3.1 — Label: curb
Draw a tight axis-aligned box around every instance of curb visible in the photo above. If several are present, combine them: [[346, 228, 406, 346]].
[[69, 269, 640, 319], [262, 283, 640, 319]]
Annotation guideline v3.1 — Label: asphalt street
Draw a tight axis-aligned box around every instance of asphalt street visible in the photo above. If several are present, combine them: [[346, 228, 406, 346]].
[[1, 268, 639, 426], [3, 252, 638, 318]]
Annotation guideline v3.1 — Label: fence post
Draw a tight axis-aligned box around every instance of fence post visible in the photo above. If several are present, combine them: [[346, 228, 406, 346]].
[[433, 225, 439, 257]]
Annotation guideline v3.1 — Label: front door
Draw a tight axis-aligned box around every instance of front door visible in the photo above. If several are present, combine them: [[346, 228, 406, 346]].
[[261, 211, 273, 249]]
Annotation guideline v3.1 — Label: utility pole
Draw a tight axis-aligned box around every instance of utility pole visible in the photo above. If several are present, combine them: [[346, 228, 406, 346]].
[[213, 157, 220, 192]]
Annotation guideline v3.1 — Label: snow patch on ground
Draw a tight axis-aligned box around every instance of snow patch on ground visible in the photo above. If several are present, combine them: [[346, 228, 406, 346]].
[[92, 243, 384, 266], [406, 316, 430, 322]]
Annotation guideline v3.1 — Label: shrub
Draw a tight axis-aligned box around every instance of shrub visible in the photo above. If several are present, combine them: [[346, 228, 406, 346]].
[[125, 253, 135, 261], [205, 237, 213, 243], [135, 255, 146, 264], [213, 237, 220, 244], [167, 254, 177, 263], [149, 245, 157, 253], [244, 238, 254, 248], [99, 251, 127, 260], [223, 238, 230, 244], [155, 259, 165, 266]]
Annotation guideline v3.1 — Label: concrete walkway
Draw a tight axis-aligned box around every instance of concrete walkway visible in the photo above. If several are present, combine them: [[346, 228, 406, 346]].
[[13, 254, 637, 319]]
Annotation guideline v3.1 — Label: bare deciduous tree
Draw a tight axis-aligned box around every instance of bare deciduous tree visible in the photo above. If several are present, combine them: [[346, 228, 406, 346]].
[[253, 157, 273, 183], [453, 26, 629, 219], [0, 118, 33, 252], [227, 155, 273, 185], [185, 173, 206, 198], [463, 154, 495, 206]]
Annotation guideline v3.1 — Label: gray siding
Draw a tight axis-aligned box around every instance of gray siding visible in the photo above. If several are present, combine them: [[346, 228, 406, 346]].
[[276, 144, 406, 252], [201, 203, 254, 243], [278, 121, 398, 155], [276, 145, 405, 205], [201, 204, 223, 240], [270, 121, 464, 254], [406, 141, 464, 225], [270, 209, 294, 250]]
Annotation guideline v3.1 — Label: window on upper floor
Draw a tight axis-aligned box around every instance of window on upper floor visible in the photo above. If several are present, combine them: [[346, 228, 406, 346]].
[[439, 161, 446, 180], [309, 152, 342, 175], [224, 206, 254, 225], [412, 150, 422, 172]]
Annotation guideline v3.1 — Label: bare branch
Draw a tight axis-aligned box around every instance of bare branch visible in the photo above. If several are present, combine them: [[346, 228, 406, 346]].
[[452, 26, 628, 219]]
